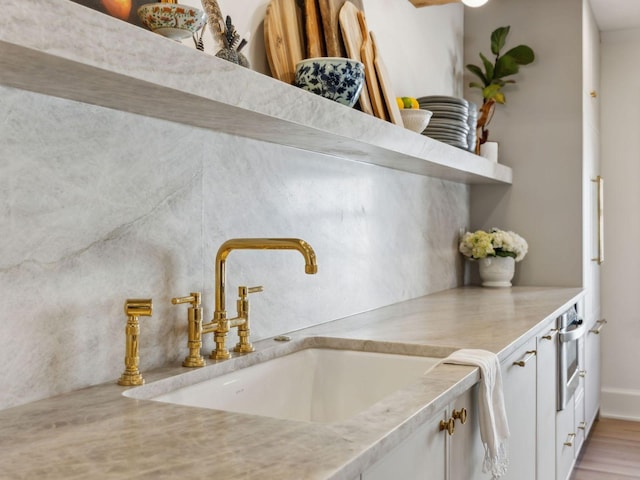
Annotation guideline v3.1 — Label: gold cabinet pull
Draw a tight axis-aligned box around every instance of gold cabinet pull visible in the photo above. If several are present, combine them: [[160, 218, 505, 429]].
[[591, 176, 604, 264], [564, 433, 576, 447], [542, 328, 559, 341], [579, 370, 587, 378], [589, 318, 608, 335], [452, 408, 468, 425], [578, 421, 587, 430], [439, 417, 455, 436], [118, 298, 153, 386], [513, 350, 537, 367]]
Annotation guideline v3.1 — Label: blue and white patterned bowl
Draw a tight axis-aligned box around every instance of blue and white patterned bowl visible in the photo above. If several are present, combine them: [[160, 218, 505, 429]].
[[294, 57, 365, 107]]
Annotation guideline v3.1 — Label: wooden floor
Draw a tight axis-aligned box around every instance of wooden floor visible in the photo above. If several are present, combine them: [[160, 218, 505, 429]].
[[572, 418, 640, 479]]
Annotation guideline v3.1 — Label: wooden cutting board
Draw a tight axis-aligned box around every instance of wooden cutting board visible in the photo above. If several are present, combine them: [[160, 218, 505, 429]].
[[338, 1, 372, 115], [264, 0, 305, 84], [370, 31, 403, 126], [318, 0, 364, 57], [304, 0, 325, 58], [357, 11, 386, 120]]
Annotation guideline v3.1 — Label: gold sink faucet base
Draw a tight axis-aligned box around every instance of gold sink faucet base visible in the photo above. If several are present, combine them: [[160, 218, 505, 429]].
[[171, 293, 206, 368], [234, 285, 262, 353]]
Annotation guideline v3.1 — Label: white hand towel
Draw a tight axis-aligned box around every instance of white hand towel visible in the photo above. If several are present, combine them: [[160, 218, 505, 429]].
[[443, 349, 510, 479]]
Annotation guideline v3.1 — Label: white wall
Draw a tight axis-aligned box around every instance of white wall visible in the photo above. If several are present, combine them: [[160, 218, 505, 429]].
[[465, 0, 584, 287], [600, 27, 640, 420], [362, 0, 464, 97], [0, 1, 467, 410]]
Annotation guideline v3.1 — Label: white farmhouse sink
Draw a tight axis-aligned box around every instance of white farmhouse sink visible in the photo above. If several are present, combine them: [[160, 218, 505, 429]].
[[128, 348, 441, 423]]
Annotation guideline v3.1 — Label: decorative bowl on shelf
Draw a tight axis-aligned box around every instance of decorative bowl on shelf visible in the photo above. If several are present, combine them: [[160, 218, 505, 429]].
[[294, 57, 365, 107], [137, 2, 206, 40], [400, 109, 433, 133]]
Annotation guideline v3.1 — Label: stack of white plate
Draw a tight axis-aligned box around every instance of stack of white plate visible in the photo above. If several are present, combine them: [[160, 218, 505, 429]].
[[417, 96, 473, 151], [467, 102, 478, 152]]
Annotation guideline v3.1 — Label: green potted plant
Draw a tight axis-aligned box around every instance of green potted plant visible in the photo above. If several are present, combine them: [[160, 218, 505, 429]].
[[466, 26, 535, 155]]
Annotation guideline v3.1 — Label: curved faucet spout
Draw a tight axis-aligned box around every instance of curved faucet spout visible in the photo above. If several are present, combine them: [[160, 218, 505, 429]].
[[213, 238, 317, 320]]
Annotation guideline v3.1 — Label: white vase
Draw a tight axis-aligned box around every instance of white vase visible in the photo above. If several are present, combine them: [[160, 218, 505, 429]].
[[480, 141, 499, 163], [478, 256, 515, 287]]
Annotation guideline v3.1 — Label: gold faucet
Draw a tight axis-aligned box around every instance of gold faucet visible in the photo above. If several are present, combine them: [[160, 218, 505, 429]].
[[173, 239, 316, 364], [209, 238, 317, 360], [118, 299, 153, 386]]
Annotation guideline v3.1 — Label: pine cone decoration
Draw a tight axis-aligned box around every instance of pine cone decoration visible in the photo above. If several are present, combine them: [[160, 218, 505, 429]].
[[214, 15, 250, 68]]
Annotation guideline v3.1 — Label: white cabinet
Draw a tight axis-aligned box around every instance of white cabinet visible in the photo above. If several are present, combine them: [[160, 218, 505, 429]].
[[555, 401, 576, 480], [362, 384, 485, 480], [449, 385, 488, 480], [556, 328, 591, 480], [574, 388, 586, 453], [367, 341, 538, 480], [574, 335, 587, 453], [362, 411, 446, 480], [584, 317, 607, 429], [536, 325, 558, 480], [501, 339, 537, 480], [362, 320, 594, 480]]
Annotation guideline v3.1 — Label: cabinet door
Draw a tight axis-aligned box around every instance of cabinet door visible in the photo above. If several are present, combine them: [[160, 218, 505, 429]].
[[585, 318, 605, 428], [362, 409, 447, 480], [574, 388, 586, 453], [536, 326, 558, 480], [449, 384, 489, 480], [502, 339, 537, 480], [555, 400, 575, 480]]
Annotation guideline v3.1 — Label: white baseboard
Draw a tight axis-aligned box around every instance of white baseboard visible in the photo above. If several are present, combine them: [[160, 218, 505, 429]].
[[600, 387, 640, 421]]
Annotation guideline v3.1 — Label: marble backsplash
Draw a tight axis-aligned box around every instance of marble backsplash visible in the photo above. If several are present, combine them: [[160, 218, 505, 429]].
[[0, 85, 469, 410]]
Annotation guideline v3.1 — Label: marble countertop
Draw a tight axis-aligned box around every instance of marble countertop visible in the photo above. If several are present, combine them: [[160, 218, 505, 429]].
[[0, 286, 582, 479]]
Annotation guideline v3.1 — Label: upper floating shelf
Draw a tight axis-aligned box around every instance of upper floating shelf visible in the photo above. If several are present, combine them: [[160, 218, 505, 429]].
[[0, 0, 511, 185], [410, 0, 460, 6]]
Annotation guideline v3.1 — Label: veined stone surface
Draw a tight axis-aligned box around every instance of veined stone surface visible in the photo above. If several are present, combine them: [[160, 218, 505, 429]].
[[0, 85, 468, 409]]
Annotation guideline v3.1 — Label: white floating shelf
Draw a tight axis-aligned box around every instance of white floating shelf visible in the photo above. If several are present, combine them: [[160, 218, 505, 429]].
[[1, 0, 511, 185]]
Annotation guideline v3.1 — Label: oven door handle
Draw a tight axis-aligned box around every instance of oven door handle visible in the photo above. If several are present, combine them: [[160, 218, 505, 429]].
[[558, 326, 585, 343]]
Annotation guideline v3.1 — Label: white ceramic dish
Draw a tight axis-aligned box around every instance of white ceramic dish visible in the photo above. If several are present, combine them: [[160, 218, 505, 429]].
[[137, 2, 206, 40], [400, 109, 433, 133]]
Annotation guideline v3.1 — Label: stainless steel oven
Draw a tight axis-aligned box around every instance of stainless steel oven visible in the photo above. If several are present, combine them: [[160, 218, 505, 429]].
[[557, 305, 585, 411]]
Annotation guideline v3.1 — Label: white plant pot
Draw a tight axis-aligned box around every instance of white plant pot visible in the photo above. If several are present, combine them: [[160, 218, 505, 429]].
[[478, 256, 515, 287], [480, 141, 499, 163]]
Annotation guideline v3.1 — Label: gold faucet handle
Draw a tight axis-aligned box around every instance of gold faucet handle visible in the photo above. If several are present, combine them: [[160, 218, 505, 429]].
[[171, 292, 201, 308], [238, 286, 264, 298], [233, 286, 262, 355], [172, 292, 205, 368], [124, 298, 153, 317]]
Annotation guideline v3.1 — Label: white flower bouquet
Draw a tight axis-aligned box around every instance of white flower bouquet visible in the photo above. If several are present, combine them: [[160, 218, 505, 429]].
[[459, 228, 528, 262]]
